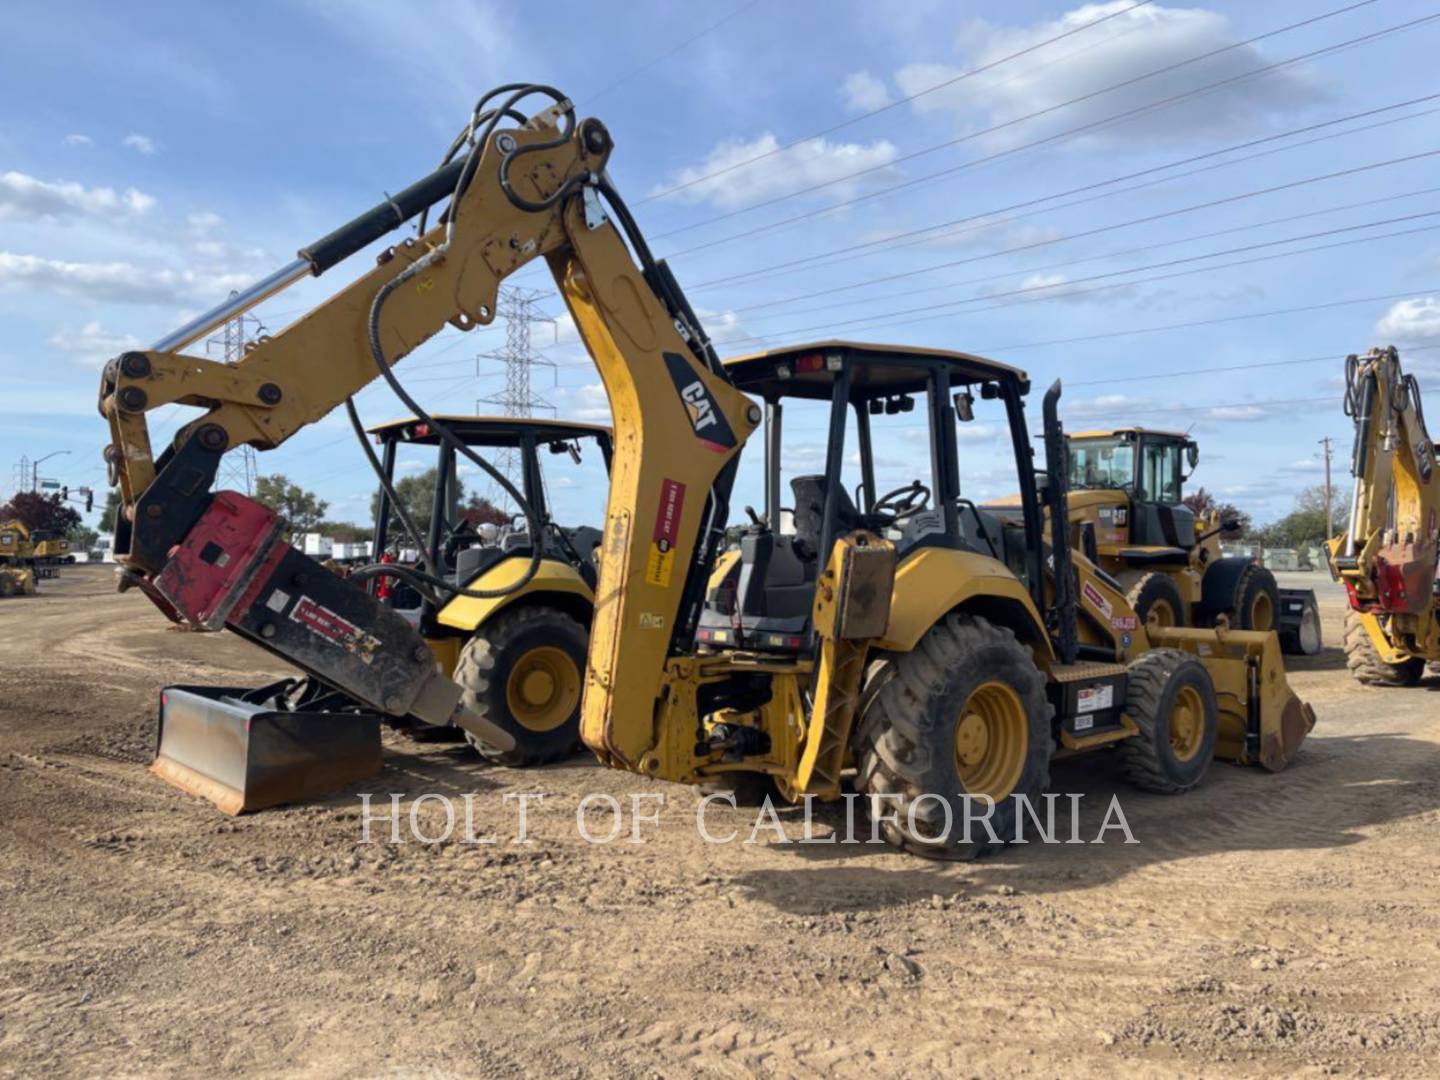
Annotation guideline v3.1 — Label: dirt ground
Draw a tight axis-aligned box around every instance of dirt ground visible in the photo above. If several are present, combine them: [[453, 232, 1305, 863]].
[[1, 566, 1438, 1078]]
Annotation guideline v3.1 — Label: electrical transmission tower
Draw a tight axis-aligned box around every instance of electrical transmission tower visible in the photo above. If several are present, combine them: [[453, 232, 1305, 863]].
[[476, 286, 556, 493], [207, 291, 265, 495]]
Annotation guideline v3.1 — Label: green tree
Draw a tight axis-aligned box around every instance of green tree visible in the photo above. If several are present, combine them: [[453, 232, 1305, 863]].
[[1252, 485, 1349, 548], [370, 469, 511, 545], [68, 524, 99, 553], [254, 474, 329, 539], [98, 488, 121, 533]]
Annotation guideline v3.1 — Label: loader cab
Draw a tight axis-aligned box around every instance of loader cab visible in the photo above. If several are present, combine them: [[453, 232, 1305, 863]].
[[698, 341, 1044, 653], [368, 416, 612, 631], [1068, 428, 1199, 550]]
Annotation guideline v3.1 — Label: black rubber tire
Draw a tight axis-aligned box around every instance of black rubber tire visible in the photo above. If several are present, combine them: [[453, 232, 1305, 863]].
[[694, 773, 779, 807], [1126, 572, 1187, 629], [0, 576, 14, 598], [1118, 648, 1218, 795], [454, 604, 588, 766], [853, 613, 1053, 860], [1343, 609, 1425, 687], [1232, 563, 1280, 633]]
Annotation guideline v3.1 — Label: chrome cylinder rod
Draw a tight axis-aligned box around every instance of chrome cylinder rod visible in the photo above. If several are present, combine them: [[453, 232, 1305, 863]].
[[151, 258, 310, 354]]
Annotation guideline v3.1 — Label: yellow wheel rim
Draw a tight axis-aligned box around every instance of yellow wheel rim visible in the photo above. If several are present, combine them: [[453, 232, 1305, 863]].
[[1169, 685, 1205, 762], [505, 646, 580, 733], [953, 681, 1028, 801], [1148, 598, 1176, 629], [1249, 590, 1274, 632]]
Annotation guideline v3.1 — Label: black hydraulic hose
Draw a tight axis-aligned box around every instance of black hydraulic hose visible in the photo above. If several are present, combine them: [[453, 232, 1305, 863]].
[[362, 270, 547, 600], [344, 398, 435, 568]]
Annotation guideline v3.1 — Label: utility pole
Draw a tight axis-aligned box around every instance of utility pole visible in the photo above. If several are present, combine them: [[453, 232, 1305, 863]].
[[475, 285, 556, 496], [1318, 435, 1335, 537], [207, 291, 264, 495]]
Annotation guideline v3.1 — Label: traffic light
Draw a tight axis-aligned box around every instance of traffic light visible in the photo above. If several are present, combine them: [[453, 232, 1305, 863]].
[[60, 485, 68, 500], [86, 489, 94, 513]]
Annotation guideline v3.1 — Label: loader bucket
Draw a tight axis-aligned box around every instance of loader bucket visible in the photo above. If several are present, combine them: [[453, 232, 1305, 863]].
[[1150, 626, 1316, 772], [152, 685, 382, 814]]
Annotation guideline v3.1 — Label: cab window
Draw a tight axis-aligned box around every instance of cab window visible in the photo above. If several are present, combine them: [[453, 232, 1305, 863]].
[[1138, 441, 1182, 504], [1069, 438, 1132, 490]]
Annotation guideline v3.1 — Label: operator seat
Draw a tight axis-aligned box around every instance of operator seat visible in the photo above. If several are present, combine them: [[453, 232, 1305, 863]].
[[789, 474, 861, 560]]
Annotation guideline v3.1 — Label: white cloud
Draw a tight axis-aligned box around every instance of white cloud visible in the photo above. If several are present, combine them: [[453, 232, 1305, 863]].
[[556, 382, 611, 423], [62, 134, 92, 147], [48, 322, 142, 367], [1204, 405, 1265, 422], [1375, 296, 1440, 343], [122, 133, 158, 155], [652, 133, 899, 209], [0, 171, 156, 222], [187, 210, 223, 232], [896, 3, 1323, 145], [842, 71, 892, 112], [0, 252, 250, 305]]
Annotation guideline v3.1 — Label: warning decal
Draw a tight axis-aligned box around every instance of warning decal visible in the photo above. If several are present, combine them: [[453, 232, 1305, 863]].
[[289, 596, 382, 664], [1082, 581, 1113, 619], [645, 479, 686, 588]]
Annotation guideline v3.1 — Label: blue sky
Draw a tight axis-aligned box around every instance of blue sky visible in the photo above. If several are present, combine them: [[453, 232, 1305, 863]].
[[4, 0, 1440, 532]]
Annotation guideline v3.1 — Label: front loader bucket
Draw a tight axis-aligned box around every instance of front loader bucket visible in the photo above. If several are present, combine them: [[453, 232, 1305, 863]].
[[152, 686, 382, 814], [1150, 627, 1316, 772]]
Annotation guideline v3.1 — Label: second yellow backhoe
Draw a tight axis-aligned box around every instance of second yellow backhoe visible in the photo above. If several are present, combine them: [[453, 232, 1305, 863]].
[[98, 83, 1315, 854], [1327, 345, 1439, 686]]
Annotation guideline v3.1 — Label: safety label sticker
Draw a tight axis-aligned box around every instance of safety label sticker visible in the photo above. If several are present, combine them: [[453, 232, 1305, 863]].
[[1082, 581, 1112, 619], [1111, 614, 1138, 632], [645, 479, 686, 588], [289, 596, 382, 664], [1077, 684, 1114, 714]]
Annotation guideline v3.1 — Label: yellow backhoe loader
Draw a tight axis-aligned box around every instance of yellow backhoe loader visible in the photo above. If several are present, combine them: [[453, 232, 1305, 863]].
[[367, 414, 609, 765], [1327, 346, 1439, 686], [97, 84, 1314, 852], [1061, 427, 1321, 654], [0, 521, 40, 594]]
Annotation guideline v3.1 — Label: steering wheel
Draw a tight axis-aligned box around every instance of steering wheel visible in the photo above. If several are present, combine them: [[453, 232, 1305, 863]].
[[871, 480, 931, 521]]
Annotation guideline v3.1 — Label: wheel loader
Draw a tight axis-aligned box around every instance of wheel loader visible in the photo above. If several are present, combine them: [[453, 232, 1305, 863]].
[[1327, 346, 1439, 686], [1000, 427, 1322, 655], [367, 414, 610, 765], [95, 83, 1314, 853]]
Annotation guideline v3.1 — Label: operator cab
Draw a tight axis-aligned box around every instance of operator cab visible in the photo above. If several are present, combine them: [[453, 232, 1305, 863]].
[[698, 341, 1042, 653], [1068, 427, 1199, 550], [368, 416, 612, 629]]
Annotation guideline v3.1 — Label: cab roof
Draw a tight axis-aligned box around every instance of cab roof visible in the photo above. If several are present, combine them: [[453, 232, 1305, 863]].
[[368, 415, 610, 447], [723, 340, 1029, 401], [1070, 426, 1191, 441]]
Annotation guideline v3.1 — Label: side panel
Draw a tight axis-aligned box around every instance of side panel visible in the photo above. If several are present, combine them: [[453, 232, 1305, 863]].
[[435, 556, 594, 632], [876, 547, 1054, 659]]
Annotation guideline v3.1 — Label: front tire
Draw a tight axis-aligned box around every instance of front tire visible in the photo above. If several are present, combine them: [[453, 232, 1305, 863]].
[[1343, 609, 1425, 687], [1233, 564, 1280, 633], [1127, 572, 1187, 630], [1119, 649, 1217, 794], [853, 614, 1053, 860], [454, 605, 588, 766]]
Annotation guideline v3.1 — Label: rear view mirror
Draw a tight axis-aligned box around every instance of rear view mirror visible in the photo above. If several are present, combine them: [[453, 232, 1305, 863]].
[[1220, 518, 1242, 539], [1186, 442, 1199, 470], [954, 391, 975, 422]]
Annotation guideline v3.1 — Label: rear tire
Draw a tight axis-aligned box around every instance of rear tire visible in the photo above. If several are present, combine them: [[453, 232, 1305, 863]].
[[1119, 649, 1217, 795], [1343, 609, 1425, 687], [1233, 564, 1280, 633], [454, 605, 588, 766], [1127, 572, 1187, 629], [853, 614, 1053, 860]]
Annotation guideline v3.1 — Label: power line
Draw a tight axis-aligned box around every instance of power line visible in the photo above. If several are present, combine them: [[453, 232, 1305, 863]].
[[653, 1, 1393, 243], [729, 150, 1440, 317], [1068, 343, 1440, 388], [740, 185, 1440, 327], [581, 0, 765, 106], [702, 213, 1440, 346], [658, 9, 1439, 256], [688, 92, 1440, 291], [639, 0, 1157, 204]]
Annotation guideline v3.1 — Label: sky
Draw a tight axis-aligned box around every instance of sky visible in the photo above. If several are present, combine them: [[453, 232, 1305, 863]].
[[4, 0, 1440, 535]]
